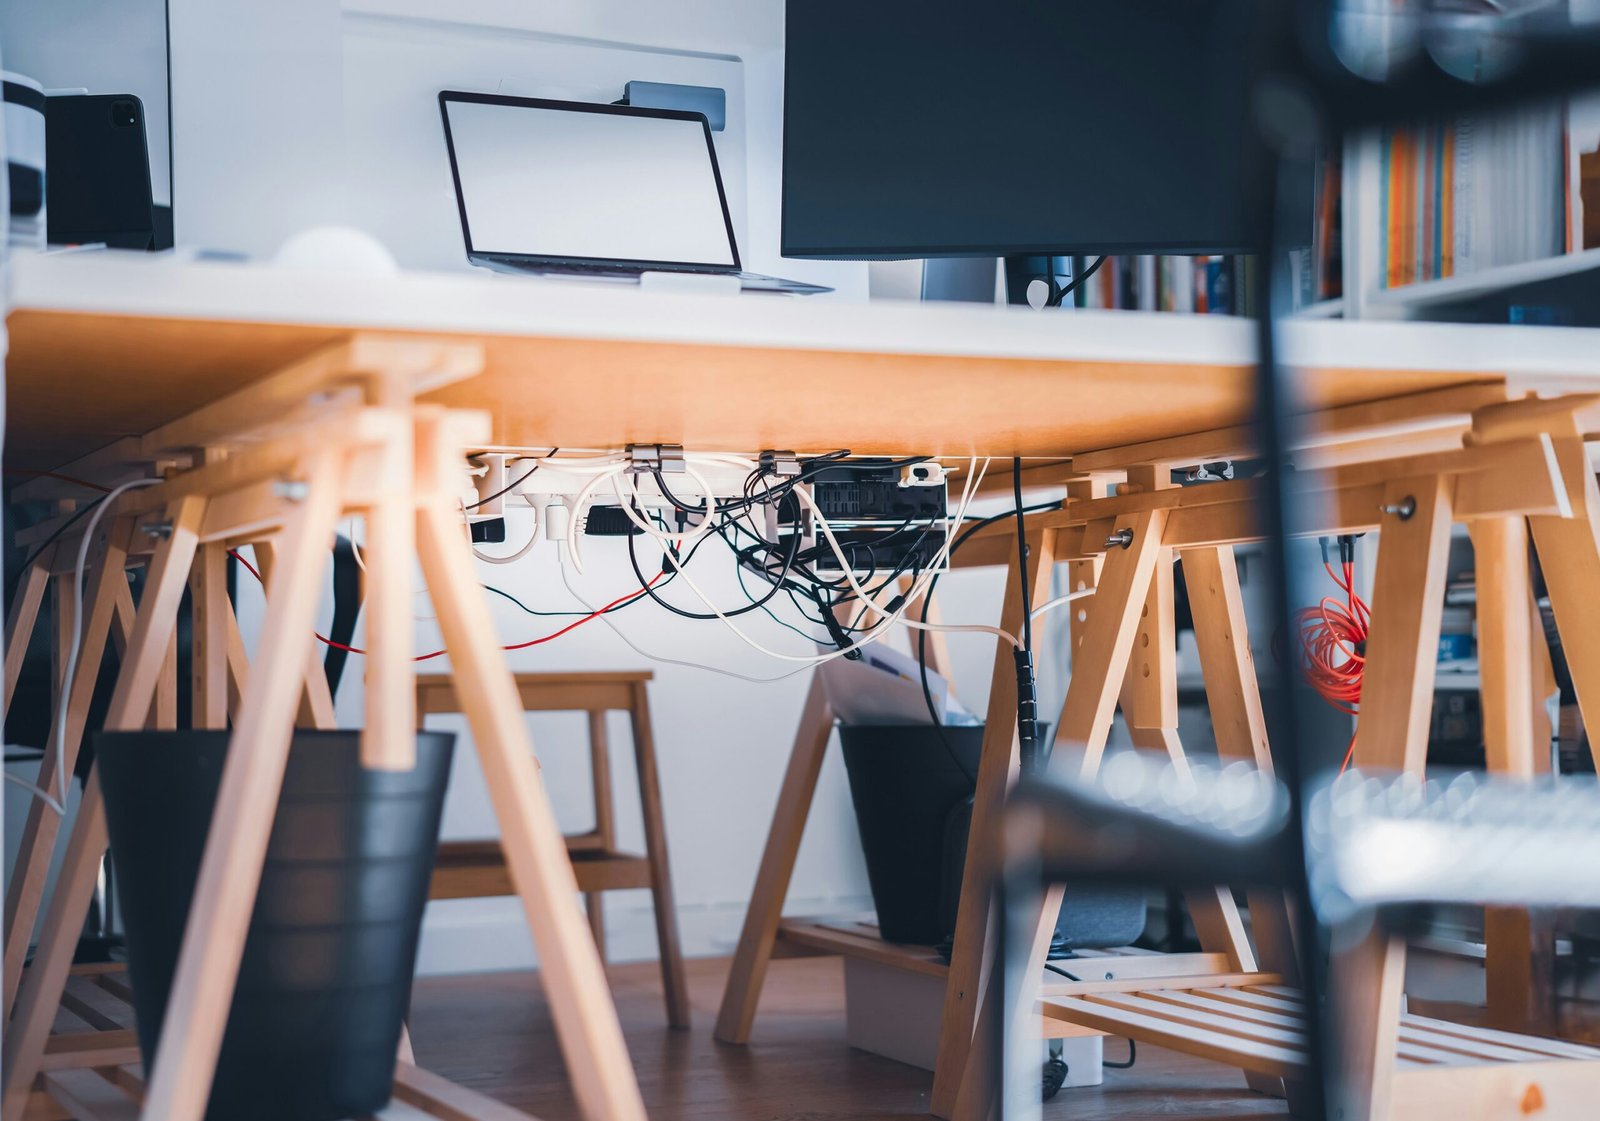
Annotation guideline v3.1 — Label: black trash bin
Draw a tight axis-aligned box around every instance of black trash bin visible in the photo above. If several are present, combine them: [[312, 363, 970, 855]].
[[840, 723, 984, 944], [96, 729, 454, 1121], [840, 722, 1145, 951]]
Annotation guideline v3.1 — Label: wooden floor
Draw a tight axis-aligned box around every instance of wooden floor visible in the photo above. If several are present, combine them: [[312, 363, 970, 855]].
[[409, 955, 1291, 1121]]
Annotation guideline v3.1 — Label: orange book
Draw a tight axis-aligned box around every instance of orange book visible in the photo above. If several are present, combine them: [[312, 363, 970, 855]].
[[1441, 126, 1456, 278]]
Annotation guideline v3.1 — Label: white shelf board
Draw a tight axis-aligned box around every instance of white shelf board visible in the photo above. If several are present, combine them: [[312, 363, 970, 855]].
[[1365, 247, 1600, 315], [1293, 297, 1345, 319]]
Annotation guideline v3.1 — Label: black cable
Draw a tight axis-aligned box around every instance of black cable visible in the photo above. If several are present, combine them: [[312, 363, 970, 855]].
[[15, 496, 108, 574], [911, 500, 1062, 786], [1043, 962, 1149, 1071], [463, 448, 559, 512], [1046, 254, 1108, 308], [725, 529, 827, 644], [915, 502, 1063, 735], [483, 585, 595, 618], [1102, 1039, 1137, 1069], [624, 510, 801, 621], [1013, 462, 1034, 655], [1012, 458, 1041, 775]]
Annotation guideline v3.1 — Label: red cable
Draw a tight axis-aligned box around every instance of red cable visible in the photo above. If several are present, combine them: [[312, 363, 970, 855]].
[[19, 467, 653, 659], [227, 548, 659, 660], [1296, 558, 1369, 773], [3, 468, 113, 492]]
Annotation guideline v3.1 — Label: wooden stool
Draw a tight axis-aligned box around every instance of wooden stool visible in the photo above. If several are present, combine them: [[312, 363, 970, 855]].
[[416, 670, 690, 1029]]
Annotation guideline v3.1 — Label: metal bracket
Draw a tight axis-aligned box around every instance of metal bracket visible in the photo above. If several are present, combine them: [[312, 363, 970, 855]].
[[626, 443, 686, 475], [759, 449, 802, 478]]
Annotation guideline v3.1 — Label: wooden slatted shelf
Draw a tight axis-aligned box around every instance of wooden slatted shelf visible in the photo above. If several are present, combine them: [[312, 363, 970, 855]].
[[773, 913, 1254, 990], [773, 916, 950, 979], [1041, 979, 1600, 1107]]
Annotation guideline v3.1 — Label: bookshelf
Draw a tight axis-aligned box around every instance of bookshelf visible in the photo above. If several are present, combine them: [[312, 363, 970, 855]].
[[1362, 244, 1600, 315], [1342, 90, 1600, 323], [1062, 89, 1600, 325]]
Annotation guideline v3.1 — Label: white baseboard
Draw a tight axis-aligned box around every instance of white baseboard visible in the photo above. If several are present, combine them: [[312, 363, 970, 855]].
[[415, 892, 874, 976]]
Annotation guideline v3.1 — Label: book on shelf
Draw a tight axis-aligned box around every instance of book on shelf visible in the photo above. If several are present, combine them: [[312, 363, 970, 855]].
[[1573, 90, 1600, 253], [1378, 101, 1570, 289], [1073, 254, 1260, 316]]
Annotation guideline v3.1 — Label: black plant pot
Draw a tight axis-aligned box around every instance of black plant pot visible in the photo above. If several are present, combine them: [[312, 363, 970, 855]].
[[96, 729, 454, 1121]]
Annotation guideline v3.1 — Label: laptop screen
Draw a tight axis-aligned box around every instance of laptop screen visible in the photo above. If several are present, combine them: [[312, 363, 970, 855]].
[[441, 94, 739, 269]]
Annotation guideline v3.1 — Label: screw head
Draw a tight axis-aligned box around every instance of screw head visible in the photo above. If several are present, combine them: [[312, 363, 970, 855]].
[[1378, 496, 1417, 521]]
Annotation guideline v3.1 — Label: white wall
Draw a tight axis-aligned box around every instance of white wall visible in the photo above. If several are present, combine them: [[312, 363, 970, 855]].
[[168, 0, 345, 254], [0, 0, 171, 205], [195, 0, 870, 974]]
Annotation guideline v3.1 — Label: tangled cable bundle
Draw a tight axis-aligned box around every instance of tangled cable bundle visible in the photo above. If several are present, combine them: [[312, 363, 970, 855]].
[[1295, 537, 1368, 772]]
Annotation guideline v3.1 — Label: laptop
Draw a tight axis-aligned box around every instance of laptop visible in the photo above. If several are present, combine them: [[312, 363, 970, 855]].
[[438, 91, 831, 294]]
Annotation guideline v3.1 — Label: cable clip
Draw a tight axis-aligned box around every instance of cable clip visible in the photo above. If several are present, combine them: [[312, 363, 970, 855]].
[[759, 449, 802, 478], [899, 460, 948, 488], [626, 443, 686, 475], [1180, 460, 1233, 485]]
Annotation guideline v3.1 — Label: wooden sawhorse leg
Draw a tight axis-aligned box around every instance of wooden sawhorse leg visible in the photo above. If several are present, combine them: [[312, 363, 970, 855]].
[[1184, 544, 1307, 1106], [718, 570, 972, 1053], [415, 412, 645, 1120], [1474, 404, 1595, 1037], [2, 547, 53, 719], [1328, 474, 1454, 1121], [928, 532, 1055, 1117], [626, 677, 692, 1029], [3, 497, 206, 1119], [952, 508, 1168, 1121], [1470, 517, 1556, 1034], [585, 708, 615, 964], [714, 672, 836, 1043], [3, 521, 134, 1021], [1119, 546, 1280, 1099]]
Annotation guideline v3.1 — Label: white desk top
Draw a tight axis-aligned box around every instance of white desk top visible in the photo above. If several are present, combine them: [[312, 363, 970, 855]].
[[4, 251, 1596, 467], [10, 250, 1600, 379]]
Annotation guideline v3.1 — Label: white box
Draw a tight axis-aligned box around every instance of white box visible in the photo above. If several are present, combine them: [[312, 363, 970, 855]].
[[842, 957, 1103, 1086]]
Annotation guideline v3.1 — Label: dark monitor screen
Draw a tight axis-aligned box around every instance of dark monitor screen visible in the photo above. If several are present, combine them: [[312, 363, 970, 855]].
[[782, 0, 1298, 259]]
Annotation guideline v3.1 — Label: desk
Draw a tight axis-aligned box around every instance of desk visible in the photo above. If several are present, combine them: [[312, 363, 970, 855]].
[[5, 252, 1600, 1121], [16, 250, 1589, 469]]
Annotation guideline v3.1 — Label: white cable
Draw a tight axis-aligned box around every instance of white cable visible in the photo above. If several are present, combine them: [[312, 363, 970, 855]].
[[551, 451, 1015, 675], [1029, 587, 1097, 621], [563, 465, 628, 574], [783, 457, 1026, 650], [471, 507, 540, 565], [535, 454, 629, 474], [785, 461, 1024, 651], [347, 518, 367, 572], [5, 478, 161, 815], [556, 548, 817, 685], [622, 457, 987, 665], [613, 467, 720, 546]]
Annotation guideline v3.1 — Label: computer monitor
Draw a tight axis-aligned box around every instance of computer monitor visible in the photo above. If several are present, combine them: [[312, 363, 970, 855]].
[[781, 0, 1303, 260]]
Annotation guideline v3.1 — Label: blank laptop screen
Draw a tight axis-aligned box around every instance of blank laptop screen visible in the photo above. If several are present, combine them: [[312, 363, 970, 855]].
[[443, 98, 738, 268]]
